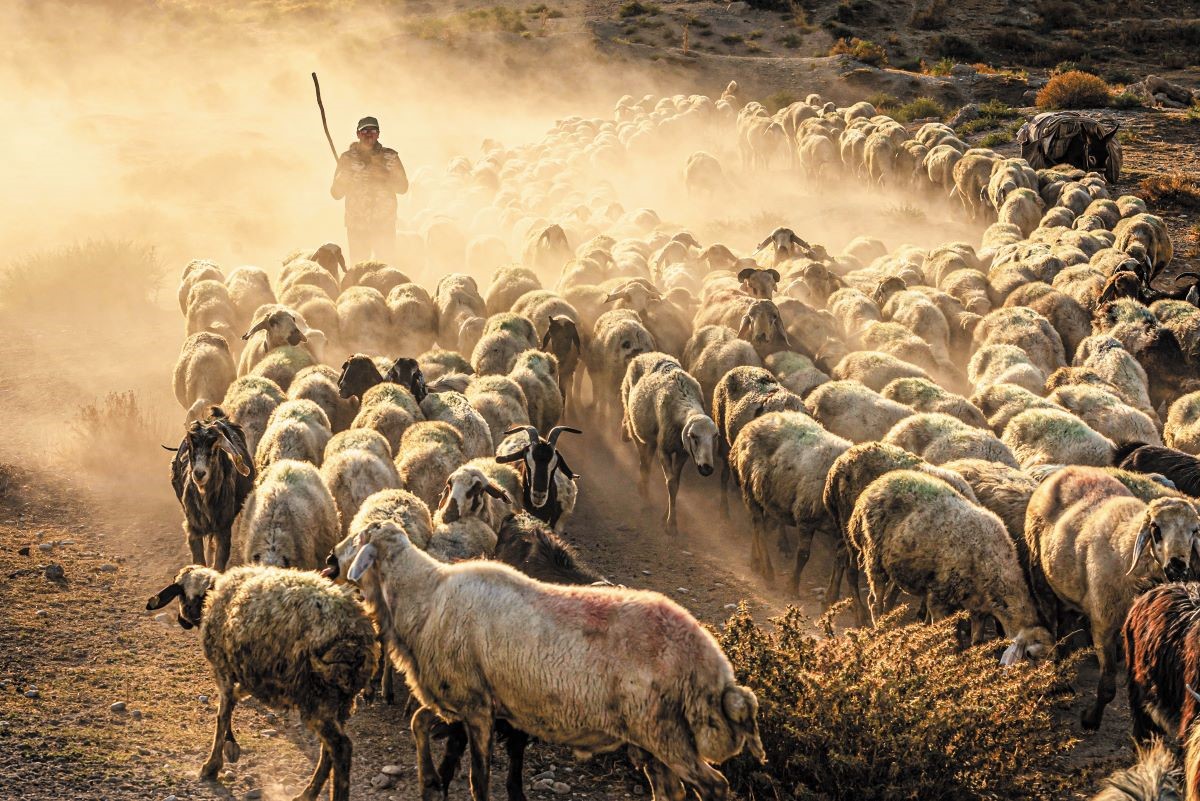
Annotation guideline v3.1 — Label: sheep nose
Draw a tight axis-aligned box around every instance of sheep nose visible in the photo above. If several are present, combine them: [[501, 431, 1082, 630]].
[[698, 464, 714, 477], [1166, 558, 1190, 582]]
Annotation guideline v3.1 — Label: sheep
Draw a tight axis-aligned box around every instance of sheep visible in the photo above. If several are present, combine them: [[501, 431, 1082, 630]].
[[541, 315, 582, 411], [684, 151, 727, 197], [435, 273, 487, 352], [321, 430, 402, 535], [763, 351, 829, 398], [878, 287, 953, 367], [735, 299, 794, 360], [730, 410, 849, 592], [281, 258, 339, 299], [1003, 281, 1092, 360], [494, 512, 605, 585], [235, 458, 340, 570], [418, 389, 494, 460], [289, 364, 359, 434], [822, 442, 978, 622], [1118, 444, 1200, 497], [394, 421, 470, 511], [998, 187, 1044, 237], [1000, 407, 1115, 468], [1123, 582, 1200, 746], [1115, 213, 1173, 281], [178, 259, 223, 314], [337, 286, 392, 356], [237, 308, 308, 377], [621, 354, 719, 536], [848, 469, 1053, 661], [522, 223, 574, 277], [350, 381, 423, 455], [253, 398, 333, 473], [145, 565, 377, 800], [496, 426, 581, 531], [464, 375, 530, 451], [683, 326, 763, 410], [832, 350, 930, 393], [1167, 392, 1200, 454], [184, 279, 239, 342], [968, 344, 1048, 397], [884, 412, 1020, 467], [973, 306, 1067, 378], [249, 344, 315, 393], [881, 377, 988, 428], [939, 268, 992, 317], [324, 519, 764, 801], [508, 349, 562, 433], [349, 487, 434, 551], [586, 309, 656, 426], [174, 332, 237, 422], [1025, 466, 1200, 728], [427, 513, 499, 563], [1075, 335, 1157, 422], [952, 151, 999, 221], [1089, 741, 1182, 801], [220, 375, 286, 458], [386, 282, 438, 356], [484, 266, 542, 317], [805, 380, 914, 443], [224, 266, 275, 330], [166, 408, 255, 571], [1047, 384, 1162, 446], [435, 458, 521, 532]]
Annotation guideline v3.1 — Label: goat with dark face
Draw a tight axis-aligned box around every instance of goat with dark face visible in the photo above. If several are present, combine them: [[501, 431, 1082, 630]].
[[165, 408, 254, 571], [384, 357, 428, 403], [541, 316, 581, 410], [496, 425, 580, 530], [311, 242, 346, 279], [337, 354, 386, 400]]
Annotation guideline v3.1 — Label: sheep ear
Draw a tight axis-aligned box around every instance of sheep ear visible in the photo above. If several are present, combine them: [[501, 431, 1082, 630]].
[[1188, 684, 1200, 705], [347, 542, 377, 582], [737, 267, 757, 282], [336, 248, 346, 273], [242, 317, 269, 341], [773, 317, 792, 347], [766, 269, 780, 283], [736, 314, 751, 339], [1000, 637, 1026, 667], [603, 291, 623, 304], [1127, 524, 1152, 575], [146, 582, 183, 610], [556, 454, 579, 480], [485, 483, 512, 503]]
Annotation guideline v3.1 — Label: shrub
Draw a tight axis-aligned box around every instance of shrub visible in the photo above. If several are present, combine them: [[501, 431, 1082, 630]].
[[894, 96, 945, 122], [1139, 173, 1200, 209], [1036, 70, 1112, 109], [0, 240, 165, 322], [1034, 0, 1085, 30], [721, 33, 744, 45], [980, 98, 1020, 118], [910, 0, 948, 30], [981, 130, 1014, 147], [983, 28, 1038, 54], [822, 20, 855, 40], [63, 391, 169, 479], [765, 90, 799, 112], [923, 57, 954, 76], [928, 32, 981, 60], [779, 32, 804, 48], [865, 92, 899, 111], [830, 36, 888, 66], [746, 0, 790, 9], [1050, 60, 1078, 76], [617, 0, 658, 18], [1111, 91, 1143, 109], [717, 605, 1078, 801]]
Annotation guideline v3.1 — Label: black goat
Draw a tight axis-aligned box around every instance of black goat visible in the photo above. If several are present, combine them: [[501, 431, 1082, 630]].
[[1118, 444, 1200, 498], [1123, 582, 1200, 745], [436, 512, 608, 801], [164, 408, 254, 570], [337, 354, 427, 403], [496, 425, 580, 529]]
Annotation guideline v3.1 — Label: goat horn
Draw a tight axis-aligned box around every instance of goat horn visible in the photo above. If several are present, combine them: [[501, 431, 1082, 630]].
[[504, 425, 542, 442], [547, 426, 582, 447], [1174, 272, 1200, 284], [161, 444, 179, 452], [1189, 684, 1200, 705]]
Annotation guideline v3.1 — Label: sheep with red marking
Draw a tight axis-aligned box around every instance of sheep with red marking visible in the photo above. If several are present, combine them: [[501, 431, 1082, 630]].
[[324, 518, 764, 801]]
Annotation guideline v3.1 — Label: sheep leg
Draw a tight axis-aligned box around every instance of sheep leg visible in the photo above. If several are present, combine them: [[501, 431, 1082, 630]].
[[748, 506, 776, 585], [200, 689, 236, 780], [437, 722, 469, 797], [412, 706, 443, 801], [825, 543, 846, 606], [293, 720, 333, 801], [465, 714, 495, 801], [630, 748, 685, 801], [662, 452, 685, 536], [787, 524, 817, 596], [1082, 628, 1119, 731], [969, 613, 988, 645], [675, 760, 731, 801], [186, 526, 206, 566], [636, 442, 653, 500], [499, 721, 530, 801], [718, 456, 731, 521], [316, 718, 352, 801]]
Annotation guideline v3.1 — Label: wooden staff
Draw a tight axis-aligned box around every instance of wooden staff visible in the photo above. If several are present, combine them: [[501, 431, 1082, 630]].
[[312, 72, 337, 162]]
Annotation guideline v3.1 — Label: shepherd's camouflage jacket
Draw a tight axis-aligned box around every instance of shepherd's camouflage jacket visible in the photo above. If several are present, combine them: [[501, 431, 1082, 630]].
[[330, 141, 408, 231]]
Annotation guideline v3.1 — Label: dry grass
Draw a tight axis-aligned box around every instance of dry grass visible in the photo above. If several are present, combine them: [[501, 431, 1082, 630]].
[[829, 36, 888, 66], [718, 604, 1079, 801], [61, 391, 170, 480], [1036, 70, 1112, 109], [1138, 172, 1200, 209]]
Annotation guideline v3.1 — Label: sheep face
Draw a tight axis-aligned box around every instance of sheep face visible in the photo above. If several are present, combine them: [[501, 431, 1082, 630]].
[[244, 309, 306, 348], [385, 358, 427, 403], [737, 267, 779, 300], [324, 521, 409, 583], [337, 355, 384, 400], [605, 280, 661, 313], [1131, 498, 1200, 582], [439, 467, 511, 523], [311, 243, 345, 277], [145, 565, 219, 630], [1000, 626, 1054, 666], [180, 419, 251, 492], [616, 323, 655, 364], [737, 301, 790, 347], [682, 415, 718, 476]]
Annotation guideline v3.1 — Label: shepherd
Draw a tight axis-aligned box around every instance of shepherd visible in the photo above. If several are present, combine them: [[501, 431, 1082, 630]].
[[330, 115, 409, 267]]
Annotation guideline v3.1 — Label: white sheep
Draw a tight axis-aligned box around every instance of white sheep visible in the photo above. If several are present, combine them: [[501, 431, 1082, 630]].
[[221, 375, 286, 456], [289, 364, 359, 434], [804, 380, 914, 443], [622, 353, 719, 537], [1000, 407, 1115, 468], [418, 390, 494, 460], [508, 349, 562, 433], [237, 307, 308, 377], [586, 308, 657, 426], [349, 382, 423, 455], [683, 325, 763, 410], [464, 375, 531, 451], [235, 458, 340, 570], [884, 412, 1020, 467], [174, 332, 236, 423], [325, 520, 764, 801], [321, 429, 402, 535], [434, 458, 521, 531], [254, 398, 333, 473]]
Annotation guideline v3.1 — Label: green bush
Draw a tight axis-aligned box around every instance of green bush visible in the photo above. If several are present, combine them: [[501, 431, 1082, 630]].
[[1111, 91, 1143, 109], [765, 90, 799, 112], [894, 96, 945, 122], [717, 605, 1078, 801], [830, 36, 888, 66], [980, 130, 1014, 147], [617, 0, 658, 18]]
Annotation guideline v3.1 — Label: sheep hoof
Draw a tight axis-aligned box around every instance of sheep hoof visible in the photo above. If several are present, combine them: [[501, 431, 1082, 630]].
[[1080, 709, 1102, 731], [223, 739, 241, 763], [199, 760, 221, 781]]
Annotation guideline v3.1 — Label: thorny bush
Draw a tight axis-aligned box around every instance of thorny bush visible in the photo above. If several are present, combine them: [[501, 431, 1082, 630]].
[[717, 603, 1078, 801], [1036, 70, 1113, 110]]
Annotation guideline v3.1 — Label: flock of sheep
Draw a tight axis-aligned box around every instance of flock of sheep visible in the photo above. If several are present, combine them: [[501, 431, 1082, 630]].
[[150, 79, 1200, 799]]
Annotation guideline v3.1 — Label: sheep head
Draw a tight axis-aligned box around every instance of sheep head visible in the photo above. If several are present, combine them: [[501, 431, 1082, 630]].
[[681, 414, 718, 477], [541, 316, 581, 358], [999, 626, 1054, 666], [337, 354, 384, 400], [604, 279, 662, 313], [385, 357, 427, 403], [737, 300, 791, 348], [438, 466, 511, 524], [1128, 497, 1200, 582], [146, 564, 220, 630], [243, 308, 306, 348], [311, 242, 345, 277], [324, 521, 412, 584], [737, 265, 780, 300]]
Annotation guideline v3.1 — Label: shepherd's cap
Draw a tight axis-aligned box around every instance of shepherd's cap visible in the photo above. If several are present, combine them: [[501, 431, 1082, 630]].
[[357, 116, 380, 132]]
